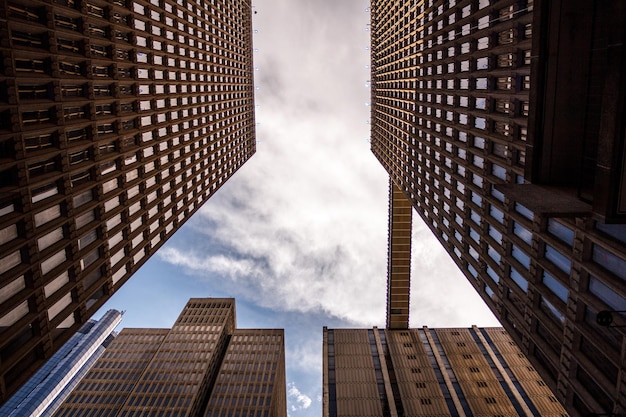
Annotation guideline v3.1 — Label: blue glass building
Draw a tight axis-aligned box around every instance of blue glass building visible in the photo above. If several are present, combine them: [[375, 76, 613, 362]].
[[0, 310, 121, 417]]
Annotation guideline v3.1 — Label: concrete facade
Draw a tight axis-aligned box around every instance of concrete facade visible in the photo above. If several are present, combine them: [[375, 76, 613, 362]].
[[0, 0, 256, 403], [370, 0, 626, 415]]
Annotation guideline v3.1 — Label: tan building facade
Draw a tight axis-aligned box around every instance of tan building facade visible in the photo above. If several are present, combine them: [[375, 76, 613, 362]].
[[323, 326, 567, 417], [370, 1, 626, 415], [0, 0, 256, 403], [54, 298, 286, 417]]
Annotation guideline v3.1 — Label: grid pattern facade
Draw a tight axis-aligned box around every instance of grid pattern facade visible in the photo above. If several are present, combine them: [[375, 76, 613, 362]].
[[204, 330, 286, 417], [0, 0, 255, 403], [323, 326, 568, 417], [370, 1, 626, 416], [53, 298, 286, 417], [386, 180, 412, 330]]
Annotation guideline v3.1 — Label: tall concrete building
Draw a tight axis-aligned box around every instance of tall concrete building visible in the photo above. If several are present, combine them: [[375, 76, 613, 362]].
[[0, 0, 256, 403], [323, 326, 568, 417], [53, 298, 286, 417], [370, 0, 626, 416]]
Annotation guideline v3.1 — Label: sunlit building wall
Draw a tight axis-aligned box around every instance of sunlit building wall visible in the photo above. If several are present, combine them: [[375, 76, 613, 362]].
[[53, 298, 286, 417], [323, 326, 568, 417], [370, 0, 626, 415], [0, 0, 256, 403]]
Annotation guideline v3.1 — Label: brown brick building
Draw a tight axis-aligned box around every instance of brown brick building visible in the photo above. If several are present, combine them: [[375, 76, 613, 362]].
[[0, 0, 256, 403], [54, 298, 286, 417], [370, 0, 626, 415]]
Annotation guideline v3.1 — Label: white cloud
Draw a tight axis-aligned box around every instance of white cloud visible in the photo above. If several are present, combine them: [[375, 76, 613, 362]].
[[288, 382, 312, 411], [156, 0, 498, 329]]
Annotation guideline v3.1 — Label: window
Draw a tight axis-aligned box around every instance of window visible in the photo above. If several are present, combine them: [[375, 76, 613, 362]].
[[0, 251, 22, 274], [588, 276, 626, 312], [488, 225, 503, 244], [509, 268, 528, 292], [592, 245, 626, 280], [515, 203, 533, 220], [540, 296, 564, 323], [48, 293, 72, 321], [0, 224, 18, 245], [73, 190, 92, 207], [0, 276, 26, 304], [542, 271, 568, 303], [37, 227, 64, 251], [44, 272, 70, 298], [32, 181, 58, 203], [512, 245, 530, 269], [513, 221, 532, 245], [41, 249, 66, 275], [489, 206, 504, 223], [547, 219, 574, 246], [544, 245, 571, 274], [0, 301, 29, 327]]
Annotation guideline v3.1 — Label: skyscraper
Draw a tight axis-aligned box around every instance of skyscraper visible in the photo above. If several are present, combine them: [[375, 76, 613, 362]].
[[0, 0, 255, 403], [53, 298, 286, 417], [0, 309, 121, 417], [370, 1, 625, 415], [323, 326, 568, 417]]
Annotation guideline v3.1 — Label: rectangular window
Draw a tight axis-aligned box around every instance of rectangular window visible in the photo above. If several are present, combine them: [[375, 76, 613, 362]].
[[0, 224, 18, 245], [513, 221, 532, 245], [32, 181, 58, 203], [588, 276, 626, 312], [592, 245, 626, 281], [37, 227, 64, 251], [544, 245, 571, 274], [540, 296, 565, 324], [547, 219, 574, 246], [486, 266, 500, 283], [75, 210, 95, 229], [542, 271, 568, 303], [41, 249, 66, 275], [0, 251, 22, 274], [0, 276, 26, 304], [512, 245, 530, 269], [510, 268, 528, 292], [489, 206, 504, 223], [73, 190, 92, 208], [0, 301, 29, 327], [488, 225, 503, 244], [44, 271, 70, 298], [515, 203, 533, 220], [48, 292, 72, 321]]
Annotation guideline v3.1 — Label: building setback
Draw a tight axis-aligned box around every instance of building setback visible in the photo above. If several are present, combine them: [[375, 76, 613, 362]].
[[0, 309, 121, 417], [370, 0, 626, 416], [323, 326, 568, 417], [0, 0, 256, 403], [53, 298, 286, 417]]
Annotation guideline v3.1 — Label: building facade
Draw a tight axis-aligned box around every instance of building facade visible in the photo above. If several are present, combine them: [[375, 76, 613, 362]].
[[0, 0, 256, 403], [370, 0, 626, 415], [323, 326, 568, 417], [53, 298, 286, 417], [0, 309, 121, 417]]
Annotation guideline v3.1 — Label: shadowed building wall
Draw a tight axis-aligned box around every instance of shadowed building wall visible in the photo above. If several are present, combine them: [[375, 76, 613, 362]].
[[0, 0, 256, 403], [370, 0, 626, 415]]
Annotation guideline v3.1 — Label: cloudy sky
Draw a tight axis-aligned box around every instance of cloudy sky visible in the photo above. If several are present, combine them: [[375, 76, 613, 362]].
[[96, 1, 500, 416]]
